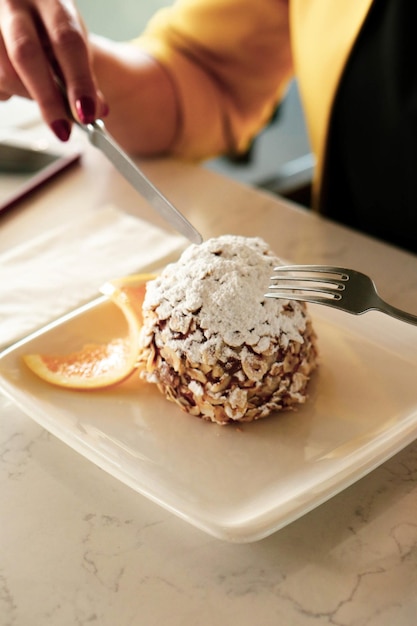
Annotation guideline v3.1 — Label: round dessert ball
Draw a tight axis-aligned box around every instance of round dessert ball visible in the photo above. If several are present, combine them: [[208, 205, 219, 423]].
[[137, 235, 318, 424]]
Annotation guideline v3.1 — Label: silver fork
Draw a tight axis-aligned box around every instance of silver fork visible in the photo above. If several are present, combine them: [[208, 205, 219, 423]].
[[266, 265, 417, 326]]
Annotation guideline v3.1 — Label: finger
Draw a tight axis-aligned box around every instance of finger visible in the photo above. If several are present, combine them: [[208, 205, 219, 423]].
[[41, 2, 99, 124], [1, 6, 72, 139], [0, 30, 30, 98]]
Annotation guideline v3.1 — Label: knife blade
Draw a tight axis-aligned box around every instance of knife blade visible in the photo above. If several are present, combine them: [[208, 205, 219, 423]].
[[81, 120, 202, 244]]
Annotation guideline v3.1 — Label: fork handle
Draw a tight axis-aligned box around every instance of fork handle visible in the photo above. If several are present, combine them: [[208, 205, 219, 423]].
[[375, 296, 417, 326]]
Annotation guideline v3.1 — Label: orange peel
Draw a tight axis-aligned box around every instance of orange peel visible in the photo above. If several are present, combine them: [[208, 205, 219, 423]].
[[22, 273, 156, 390]]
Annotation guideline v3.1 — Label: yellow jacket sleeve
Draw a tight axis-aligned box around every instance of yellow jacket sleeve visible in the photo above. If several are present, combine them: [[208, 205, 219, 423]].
[[134, 0, 293, 160]]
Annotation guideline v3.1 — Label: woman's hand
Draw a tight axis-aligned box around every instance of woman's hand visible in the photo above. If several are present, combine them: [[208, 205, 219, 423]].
[[0, 0, 107, 140]]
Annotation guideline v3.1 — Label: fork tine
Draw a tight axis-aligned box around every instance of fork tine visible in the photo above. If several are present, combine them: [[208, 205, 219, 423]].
[[265, 292, 342, 305], [272, 265, 350, 279], [267, 284, 343, 301], [269, 275, 346, 288]]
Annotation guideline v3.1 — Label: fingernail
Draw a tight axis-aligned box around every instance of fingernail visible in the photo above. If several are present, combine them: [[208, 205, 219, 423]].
[[75, 96, 96, 124], [51, 119, 71, 142]]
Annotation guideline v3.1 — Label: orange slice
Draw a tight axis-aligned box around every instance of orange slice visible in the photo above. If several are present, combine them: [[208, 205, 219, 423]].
[[22, 273, 156, 390]]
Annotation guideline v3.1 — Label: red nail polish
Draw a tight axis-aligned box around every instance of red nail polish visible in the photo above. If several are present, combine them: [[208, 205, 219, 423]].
[[51, 119, 71, 142], [75, 96, 96, 124]]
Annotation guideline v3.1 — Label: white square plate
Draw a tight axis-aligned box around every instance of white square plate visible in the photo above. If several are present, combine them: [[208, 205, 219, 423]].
[[1, 296, 417, 542]]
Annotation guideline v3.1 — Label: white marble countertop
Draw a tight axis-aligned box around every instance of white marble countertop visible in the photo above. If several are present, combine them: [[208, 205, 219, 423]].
[[1, 127, 417, 626]]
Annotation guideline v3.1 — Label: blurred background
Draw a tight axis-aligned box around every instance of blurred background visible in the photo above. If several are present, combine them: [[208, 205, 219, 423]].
[[78, 0, 313, 203]]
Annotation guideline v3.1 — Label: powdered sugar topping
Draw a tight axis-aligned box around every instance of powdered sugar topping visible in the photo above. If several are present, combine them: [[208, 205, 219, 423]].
[[142, 235, 308, 363]]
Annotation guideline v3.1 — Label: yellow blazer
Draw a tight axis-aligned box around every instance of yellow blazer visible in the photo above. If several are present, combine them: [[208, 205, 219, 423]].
[[136, 0, 374, 206]]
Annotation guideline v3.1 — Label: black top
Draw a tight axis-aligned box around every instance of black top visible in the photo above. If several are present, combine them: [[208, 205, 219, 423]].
[[321, 0, 417, 253]]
